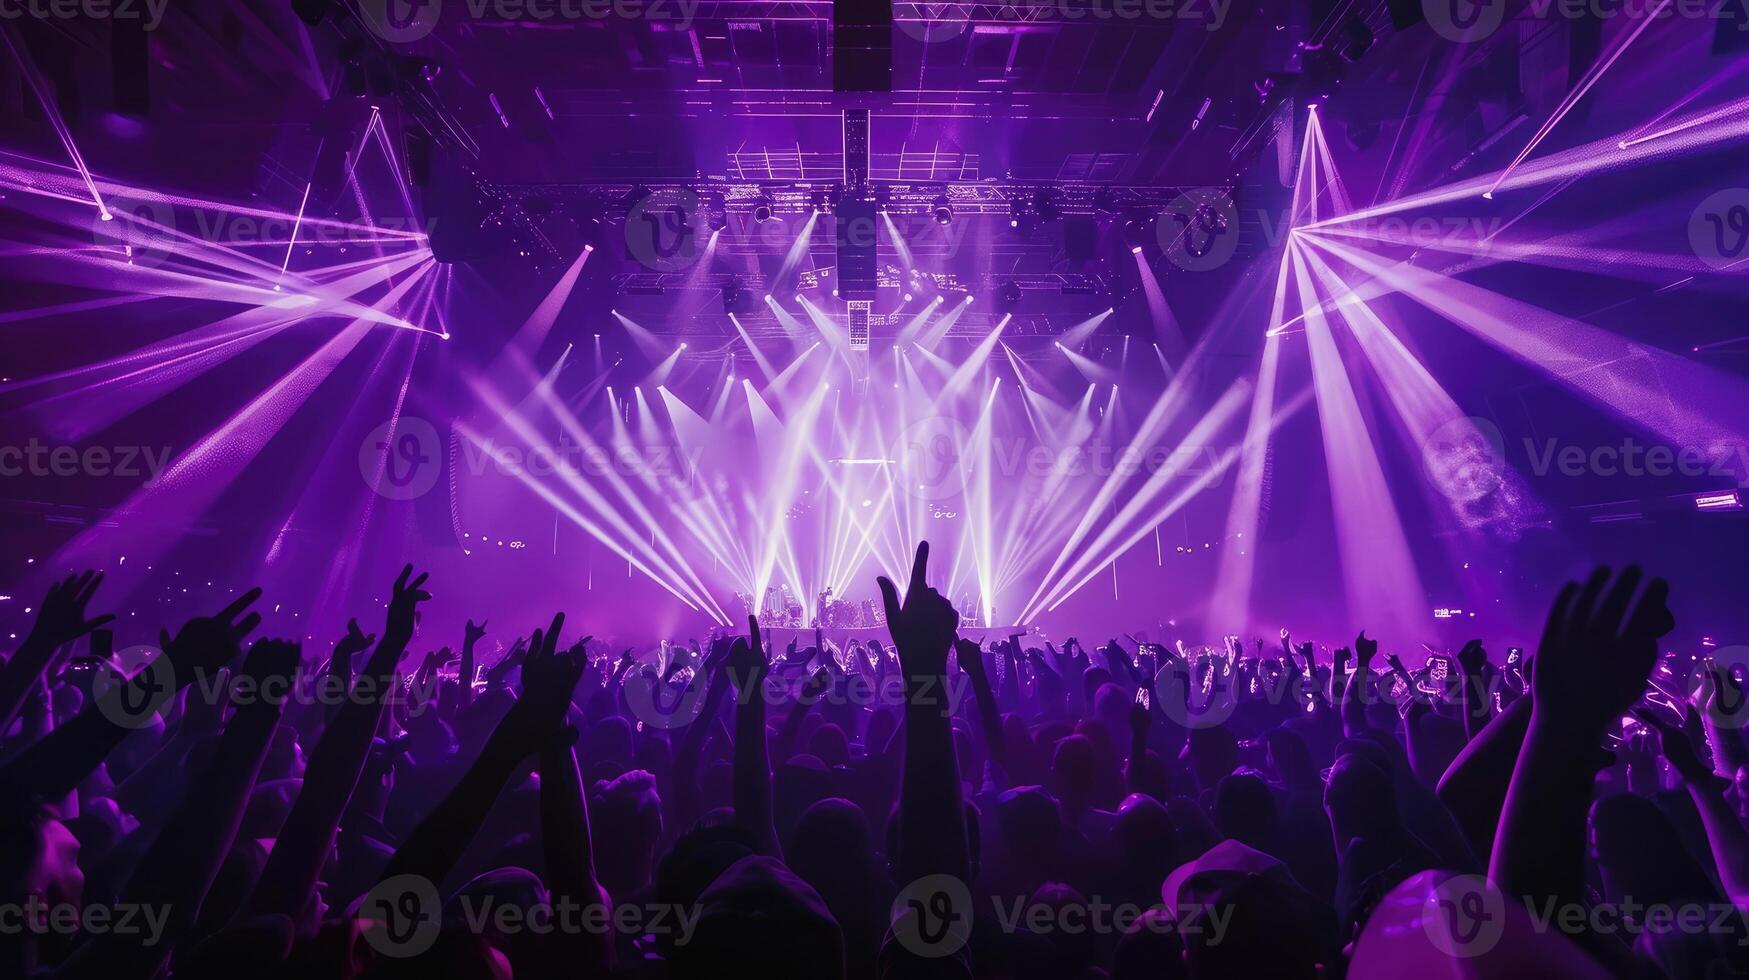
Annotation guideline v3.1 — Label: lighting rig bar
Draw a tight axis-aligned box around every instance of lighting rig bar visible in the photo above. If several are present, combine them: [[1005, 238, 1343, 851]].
[[487, 180, 1214, 219], [610, 271, 1110, 297]]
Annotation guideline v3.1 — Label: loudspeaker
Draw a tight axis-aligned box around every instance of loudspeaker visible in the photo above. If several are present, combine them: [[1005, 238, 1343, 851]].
[[833, 0, 892, 93], [835, 199, 878, 300]]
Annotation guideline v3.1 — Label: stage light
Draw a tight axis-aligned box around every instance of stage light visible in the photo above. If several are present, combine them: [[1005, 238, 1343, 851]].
[[1130, 245, 1144, 254], [1695, 490, 1742, 511], [964, 295, 975, 304], [903, 293, 913, 302], [753, 195, 775, 223], [932, 194, 953, 225], [679, 342, 688, 349]]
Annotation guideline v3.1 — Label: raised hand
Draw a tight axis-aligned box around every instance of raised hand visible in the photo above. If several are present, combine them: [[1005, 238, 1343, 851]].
[[25, 570, 115, 653], [1456, 638, 1487, 677], [1531, 566, 1673, 735], [339, 617, 375, 657], [384, 565, 431, 641], [1355, 630, 1378, 667], [954, 636, 989, 688], [488, 636, 531, 688], [1128, 692, 1152, 739], [175, 668, 229, 741], [330, 618, 375, 676], [1635, 708, 1718, 787], [465, 618, 488, 646], [238, 638, 301, 699], [499, 613, 586, 753], [160, 588, 264, 682], [726, 616, 770, 692], [877, 541, 958, 677]]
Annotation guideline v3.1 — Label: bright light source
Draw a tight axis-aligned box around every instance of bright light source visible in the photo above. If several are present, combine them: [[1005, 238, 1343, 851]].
[[1695, 490, 1742, 511]]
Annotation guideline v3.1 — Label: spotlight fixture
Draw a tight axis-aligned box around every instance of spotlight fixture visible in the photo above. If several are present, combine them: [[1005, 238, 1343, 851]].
[[1122, 211, 1154, 250], [997, 279, 1023, 310], [1092, 186, 1118, 215], [932, 194, 953, 225], [753, 195, 775, 223]]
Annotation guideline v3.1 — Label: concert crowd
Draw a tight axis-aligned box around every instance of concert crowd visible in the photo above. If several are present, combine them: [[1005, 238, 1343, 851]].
[[2, 542, 1746, 978]]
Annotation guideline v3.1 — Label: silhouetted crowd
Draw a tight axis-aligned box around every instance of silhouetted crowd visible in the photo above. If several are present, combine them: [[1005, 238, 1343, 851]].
[[3, 544, 1747, 979]]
